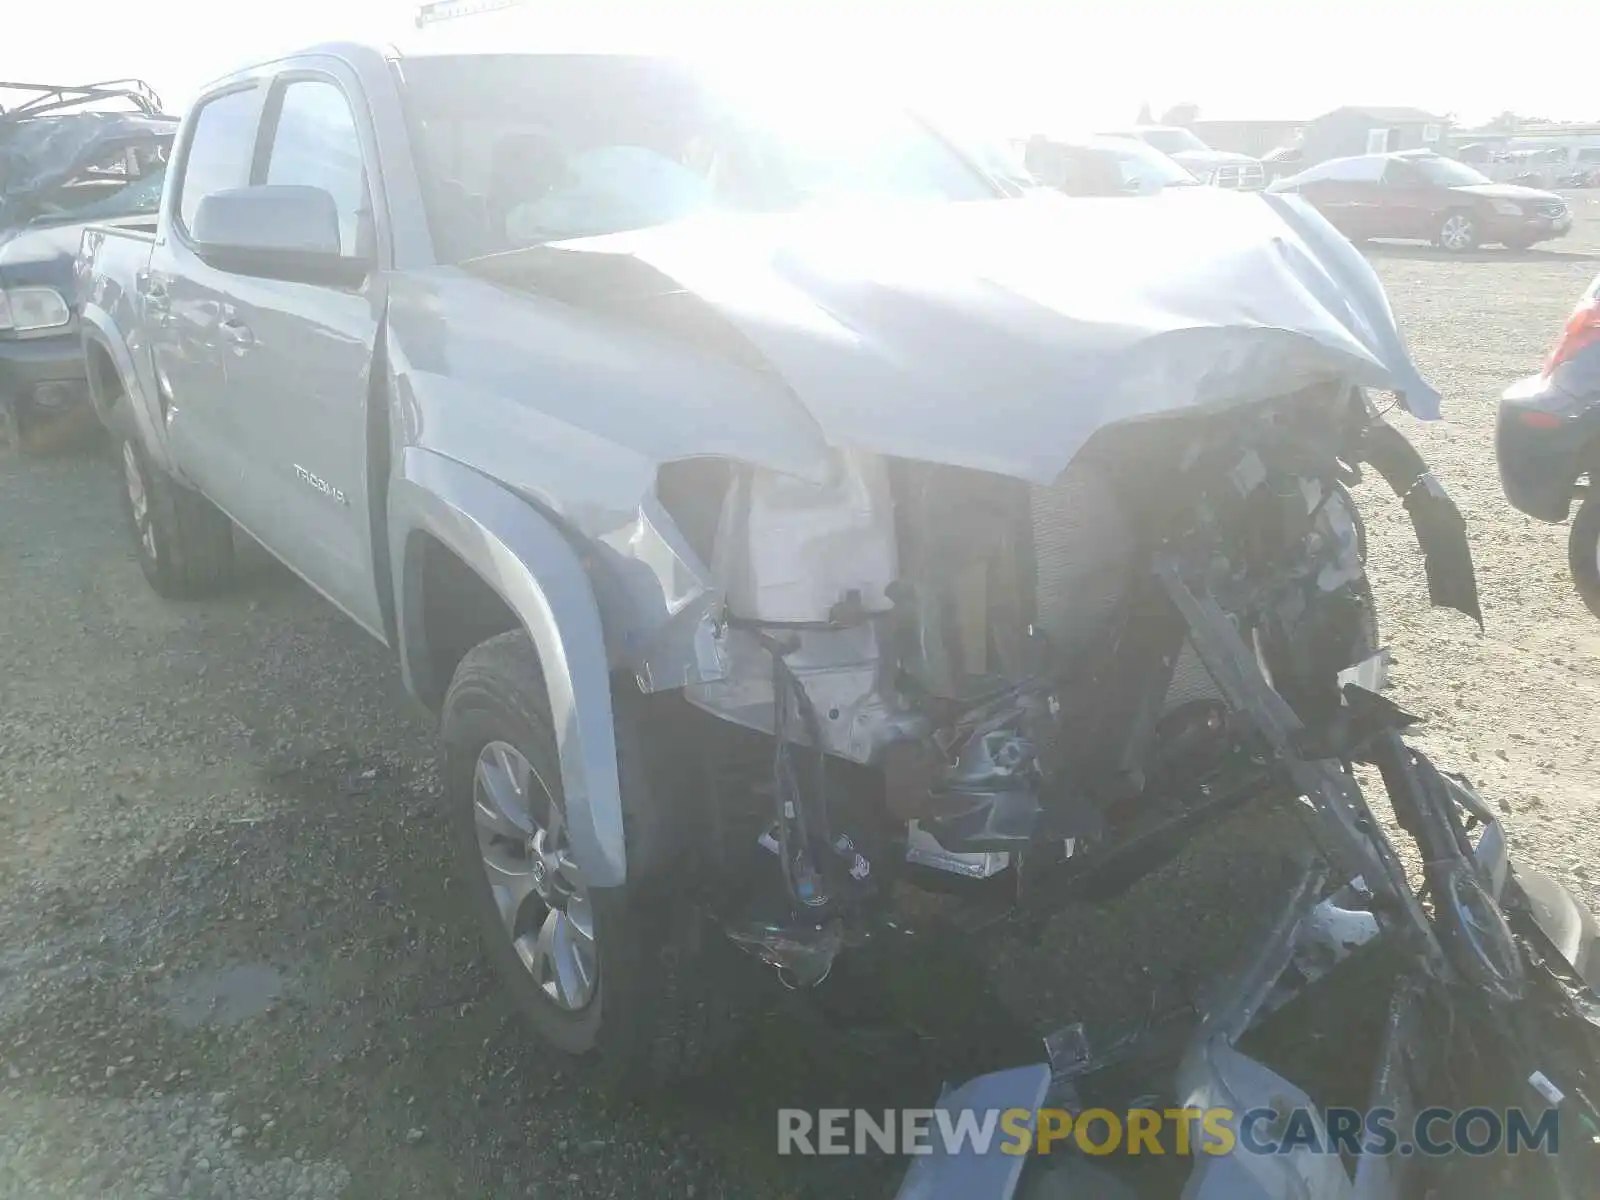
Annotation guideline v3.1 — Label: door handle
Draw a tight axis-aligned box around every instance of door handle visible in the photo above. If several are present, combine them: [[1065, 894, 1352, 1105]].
[[218, 319, 255, 349]]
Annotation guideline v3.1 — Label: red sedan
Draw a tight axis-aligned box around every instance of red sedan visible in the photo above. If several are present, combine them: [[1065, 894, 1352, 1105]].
[[1267, 151, 1572, 251]]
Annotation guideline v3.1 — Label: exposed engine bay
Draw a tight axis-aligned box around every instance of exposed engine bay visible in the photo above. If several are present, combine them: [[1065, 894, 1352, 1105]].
[[657, 384, 1600, 1197], [674, 384, 1390, 971]]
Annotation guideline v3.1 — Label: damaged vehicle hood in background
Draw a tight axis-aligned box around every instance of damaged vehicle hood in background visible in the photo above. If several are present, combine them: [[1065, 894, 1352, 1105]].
[[467, 189, 1440, 485]]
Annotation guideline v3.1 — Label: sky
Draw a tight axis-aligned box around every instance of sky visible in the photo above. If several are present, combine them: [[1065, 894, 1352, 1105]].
[[4, 0, 1596, 132]]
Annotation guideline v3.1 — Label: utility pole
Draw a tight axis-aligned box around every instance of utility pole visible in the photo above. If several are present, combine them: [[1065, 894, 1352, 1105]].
[[415, 0, 527, 28]]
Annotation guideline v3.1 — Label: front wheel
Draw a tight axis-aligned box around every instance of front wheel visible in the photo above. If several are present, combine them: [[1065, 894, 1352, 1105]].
[[1567, 490, 1600, 619], [441, 630, 731, 1091], [1435, 210, 1479, 252], [118, 434, 235, 598]]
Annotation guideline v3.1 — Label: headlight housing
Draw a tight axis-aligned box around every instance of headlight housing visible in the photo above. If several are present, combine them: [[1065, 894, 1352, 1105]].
[[0, 286, 71, 332], [1491, 199, 1525, 217]]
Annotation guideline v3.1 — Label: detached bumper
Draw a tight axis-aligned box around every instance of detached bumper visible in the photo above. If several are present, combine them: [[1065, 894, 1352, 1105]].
[[1496, 373, 1600, 522], [893, 822, 1600, 1200], [0, 328, 91, 416]]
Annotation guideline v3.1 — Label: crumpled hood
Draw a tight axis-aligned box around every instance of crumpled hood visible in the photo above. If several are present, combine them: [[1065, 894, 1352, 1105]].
[[472, 190, 1439, 485]]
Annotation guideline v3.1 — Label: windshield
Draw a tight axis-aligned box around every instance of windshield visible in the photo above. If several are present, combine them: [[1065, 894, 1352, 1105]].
[[1111, 141, 1198, 187], [1406, 155, 1491, 186], [399, 55, 999, 261], [1138, 127, 1209, 155]]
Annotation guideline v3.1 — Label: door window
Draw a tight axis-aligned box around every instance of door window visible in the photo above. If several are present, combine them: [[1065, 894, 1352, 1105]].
[[176, 87, 261, 234], [1381, 158, 1425, 187], [263, 80, 369, 256], [1276, 155, 1385, 190], [1364, 127, 1391, 154]]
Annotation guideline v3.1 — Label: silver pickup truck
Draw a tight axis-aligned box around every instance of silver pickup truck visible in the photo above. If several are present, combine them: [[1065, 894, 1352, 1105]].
[[79, 43, 1600, 1200]]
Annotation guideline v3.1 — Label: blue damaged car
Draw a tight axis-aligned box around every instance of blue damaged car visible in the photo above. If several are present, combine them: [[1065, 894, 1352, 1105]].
[[0, 81, 174, 452]]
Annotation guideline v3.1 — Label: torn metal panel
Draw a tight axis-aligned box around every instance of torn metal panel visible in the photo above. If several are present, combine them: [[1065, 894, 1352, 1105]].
[[1360, 419, 1483, 628], [1177, 865, 1358, 1199], [892, 1064, 1051, 1200], [683, 620, 925, 762]]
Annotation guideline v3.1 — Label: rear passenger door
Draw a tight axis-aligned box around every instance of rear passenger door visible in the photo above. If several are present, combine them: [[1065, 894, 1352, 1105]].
[[210, 68, 389, 638]]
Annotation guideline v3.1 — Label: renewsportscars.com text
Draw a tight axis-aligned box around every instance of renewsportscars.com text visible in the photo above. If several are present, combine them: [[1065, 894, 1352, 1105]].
[[777, 1105, 1562, 1158]]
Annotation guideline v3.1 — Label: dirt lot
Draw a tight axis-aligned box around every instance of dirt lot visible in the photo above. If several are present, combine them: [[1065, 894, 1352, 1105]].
[[3, 199, 1599, 1199]]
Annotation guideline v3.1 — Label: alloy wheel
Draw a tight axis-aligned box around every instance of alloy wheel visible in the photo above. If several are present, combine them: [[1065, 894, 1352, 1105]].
[[473, 740, 598, 1010], [1439, 214, 1474, 252]]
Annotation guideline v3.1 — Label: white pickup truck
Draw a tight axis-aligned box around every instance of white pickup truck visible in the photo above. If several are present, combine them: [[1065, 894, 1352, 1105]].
[[77, 42, 1600, 1200]]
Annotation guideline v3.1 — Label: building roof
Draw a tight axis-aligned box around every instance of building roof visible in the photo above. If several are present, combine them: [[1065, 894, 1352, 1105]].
[[1190, 117, 1309, 129], [1319, 105, 1446, 124]]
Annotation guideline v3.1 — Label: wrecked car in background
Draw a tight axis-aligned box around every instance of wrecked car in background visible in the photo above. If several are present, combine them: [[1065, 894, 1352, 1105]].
[[77, 47, 1600, 1198], [0, 80, 173, 452]]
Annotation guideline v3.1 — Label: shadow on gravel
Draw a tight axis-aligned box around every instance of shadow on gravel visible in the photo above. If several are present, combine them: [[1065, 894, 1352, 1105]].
[[1363, 241, 1598, 263], [1, 743, 1314, 1199]]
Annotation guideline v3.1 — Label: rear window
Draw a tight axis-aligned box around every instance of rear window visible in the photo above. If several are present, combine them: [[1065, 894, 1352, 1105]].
[[1273, 155, 1385, 187]]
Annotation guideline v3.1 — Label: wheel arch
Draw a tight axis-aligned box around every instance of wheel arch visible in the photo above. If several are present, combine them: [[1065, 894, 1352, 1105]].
[[78, 308, 176, 474], [390, 446, 628, 887]]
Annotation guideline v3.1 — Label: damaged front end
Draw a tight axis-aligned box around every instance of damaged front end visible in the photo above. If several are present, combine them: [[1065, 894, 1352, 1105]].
[[676, 383, 1420, 963], [453, 191, 1600, 1195], [662, 386, 1600, 1197]]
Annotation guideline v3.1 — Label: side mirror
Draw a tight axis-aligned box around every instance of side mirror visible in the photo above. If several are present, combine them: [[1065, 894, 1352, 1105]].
[[191, 185, 369, 286], [1122, 176, 1144, 193]]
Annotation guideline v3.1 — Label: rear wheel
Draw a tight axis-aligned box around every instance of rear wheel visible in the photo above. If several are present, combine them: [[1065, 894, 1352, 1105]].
[[442, 630, 733, 1091], [1567, 490, 1600, 620], [118, 434, 235, 598], [1435, 210, 1479, 252]]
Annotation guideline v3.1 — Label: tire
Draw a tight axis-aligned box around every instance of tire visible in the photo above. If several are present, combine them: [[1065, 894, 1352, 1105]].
[[118, 434, 235, 598], [441, 630, 731, 1092], [1435, 209, 1479, 252], [1567, 490, 1600, 620]]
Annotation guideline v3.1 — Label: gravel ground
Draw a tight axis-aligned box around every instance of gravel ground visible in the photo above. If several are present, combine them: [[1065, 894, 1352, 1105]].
[[3, 198, 1598, 1198]]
